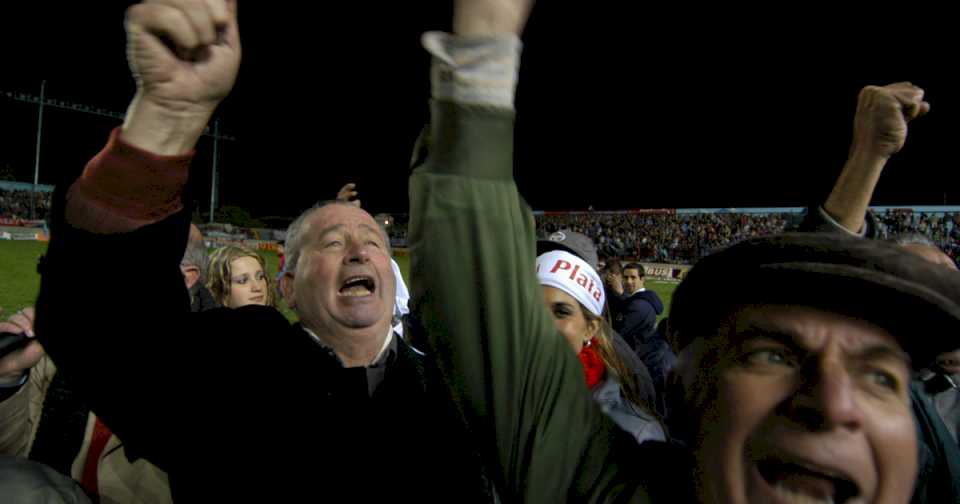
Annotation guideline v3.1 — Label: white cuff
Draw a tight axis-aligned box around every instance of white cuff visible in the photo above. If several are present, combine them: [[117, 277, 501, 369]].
[[818, 206, 867, 237], [422, 31, 522, 110]]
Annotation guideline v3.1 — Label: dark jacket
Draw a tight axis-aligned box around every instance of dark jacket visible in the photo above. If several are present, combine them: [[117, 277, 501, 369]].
[[911, 381, 960, 504], [36, 179, 493, 503], [189, 283, 218, 313], [611, 289, 663, 350]]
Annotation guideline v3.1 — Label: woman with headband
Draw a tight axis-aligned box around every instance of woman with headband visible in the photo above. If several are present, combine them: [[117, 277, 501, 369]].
[[536, 231, 665, 445]]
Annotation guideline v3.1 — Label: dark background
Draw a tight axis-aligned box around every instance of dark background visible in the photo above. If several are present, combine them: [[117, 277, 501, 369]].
[[2, 3, 956, 219]]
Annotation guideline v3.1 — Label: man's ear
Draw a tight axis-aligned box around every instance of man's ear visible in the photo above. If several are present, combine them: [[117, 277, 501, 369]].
[[181, 265, 200, 290], [280, 272, 296, 309]]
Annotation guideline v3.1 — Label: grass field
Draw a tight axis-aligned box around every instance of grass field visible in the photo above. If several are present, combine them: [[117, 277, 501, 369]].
[[1, 242, 676, 322], [0, 241, 47, 315]]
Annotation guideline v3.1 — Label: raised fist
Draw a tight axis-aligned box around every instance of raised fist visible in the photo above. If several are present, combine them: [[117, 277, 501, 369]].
[[125, 0, 241, 116], [851, 82, 930, 159]]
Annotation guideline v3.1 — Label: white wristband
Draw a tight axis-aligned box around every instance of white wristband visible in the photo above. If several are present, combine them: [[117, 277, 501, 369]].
[[422, 31, 522, 110]]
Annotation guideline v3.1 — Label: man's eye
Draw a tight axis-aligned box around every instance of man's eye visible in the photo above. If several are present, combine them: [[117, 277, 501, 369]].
[[867, 368, 900, 392], [745, 349, 796, 368]]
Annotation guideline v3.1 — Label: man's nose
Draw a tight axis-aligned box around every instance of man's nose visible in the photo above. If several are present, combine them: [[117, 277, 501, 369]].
[[344, 239, 369, 264], [784, 357, 864, 433]]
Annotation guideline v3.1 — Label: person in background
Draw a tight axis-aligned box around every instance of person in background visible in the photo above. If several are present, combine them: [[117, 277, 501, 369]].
[[182, 223, 218, 313], [537, 232, 664, 444], [206, 245, 275, 309]]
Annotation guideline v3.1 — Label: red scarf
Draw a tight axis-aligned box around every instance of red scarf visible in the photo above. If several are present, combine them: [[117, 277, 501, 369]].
[[578, 338, 606, 389]]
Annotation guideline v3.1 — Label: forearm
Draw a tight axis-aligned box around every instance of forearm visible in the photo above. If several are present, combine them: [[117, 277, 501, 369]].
[[822, 150, 887, 234], [121, 91, 212, 156]]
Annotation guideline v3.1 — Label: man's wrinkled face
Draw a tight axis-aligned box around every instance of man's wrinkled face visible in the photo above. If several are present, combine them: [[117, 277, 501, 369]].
[[688, 305, 915, 504], [282, 205, 395, 336]]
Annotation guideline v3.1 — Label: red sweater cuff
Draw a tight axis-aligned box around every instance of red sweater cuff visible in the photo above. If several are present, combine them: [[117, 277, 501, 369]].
[[65, 127, 194, 233]]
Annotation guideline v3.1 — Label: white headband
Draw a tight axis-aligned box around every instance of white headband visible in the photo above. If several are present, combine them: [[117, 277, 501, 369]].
[[536, 250, 605, 317]]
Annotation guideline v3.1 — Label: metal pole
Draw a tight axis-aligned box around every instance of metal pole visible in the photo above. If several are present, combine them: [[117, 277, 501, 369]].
[[32, 80, 46, 221], [209, 119, 220, 224]]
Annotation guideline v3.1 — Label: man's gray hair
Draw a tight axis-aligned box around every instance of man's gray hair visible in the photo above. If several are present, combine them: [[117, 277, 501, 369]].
[[284, 200, 392, 274], [890, 232, 938, 248], [182, 234, 210, 283]]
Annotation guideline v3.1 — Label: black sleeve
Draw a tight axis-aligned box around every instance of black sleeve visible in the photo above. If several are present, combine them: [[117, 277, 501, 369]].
[[35, 194, 290, 470]]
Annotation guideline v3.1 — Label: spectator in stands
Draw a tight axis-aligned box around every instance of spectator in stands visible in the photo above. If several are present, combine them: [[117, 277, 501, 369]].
[[537, 232, 664, 444], [206, 245, 274, 308], [0, 188, 53, 221], [536, 211, 795, 265], [32, 2, 493, 501]]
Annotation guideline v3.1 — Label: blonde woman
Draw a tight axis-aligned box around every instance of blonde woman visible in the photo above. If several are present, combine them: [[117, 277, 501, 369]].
[[206, 245, 275, 308]]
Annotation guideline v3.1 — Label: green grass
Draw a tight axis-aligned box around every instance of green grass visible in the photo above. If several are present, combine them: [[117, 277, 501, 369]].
[[0, 241, 46, 315], [1, 243, 677, 323], [647, 280, 677, 322]]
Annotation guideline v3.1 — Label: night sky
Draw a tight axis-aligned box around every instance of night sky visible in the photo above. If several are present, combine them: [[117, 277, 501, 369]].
[[2, 3, 957, 219]]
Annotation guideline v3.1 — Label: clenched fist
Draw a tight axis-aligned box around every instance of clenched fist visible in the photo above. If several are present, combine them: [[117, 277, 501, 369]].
[[851, 82, 930, 159], [118, 0, 241, 155]]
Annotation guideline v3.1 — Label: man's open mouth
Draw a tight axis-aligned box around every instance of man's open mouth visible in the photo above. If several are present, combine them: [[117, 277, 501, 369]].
[[339, 276, 375, 297], [756, 458, 859, 504]]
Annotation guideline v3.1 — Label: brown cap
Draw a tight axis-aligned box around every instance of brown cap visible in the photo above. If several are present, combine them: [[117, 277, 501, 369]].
[[668, 233, 960, 369]]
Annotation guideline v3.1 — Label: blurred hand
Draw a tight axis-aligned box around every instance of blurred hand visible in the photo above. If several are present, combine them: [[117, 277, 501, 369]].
[[0, 307, 44, 385], [336, 183, 362, 207], [851, 82, 930, 159], [605, 273, 624, 296], [453, 0, 536, 36]]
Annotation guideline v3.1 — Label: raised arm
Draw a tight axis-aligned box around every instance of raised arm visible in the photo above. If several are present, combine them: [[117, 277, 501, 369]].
[[818, 82, 929, 234], [409, 2, 650, 501], [34, 0, 244, 469]]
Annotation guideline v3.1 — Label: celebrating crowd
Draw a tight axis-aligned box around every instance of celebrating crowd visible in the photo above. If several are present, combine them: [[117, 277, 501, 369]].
[[1, 1, 959, 503], [0, 188, 51, 221]]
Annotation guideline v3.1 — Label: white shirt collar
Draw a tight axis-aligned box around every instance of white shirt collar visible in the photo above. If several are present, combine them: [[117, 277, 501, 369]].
[[301, 326, 394, 367]]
